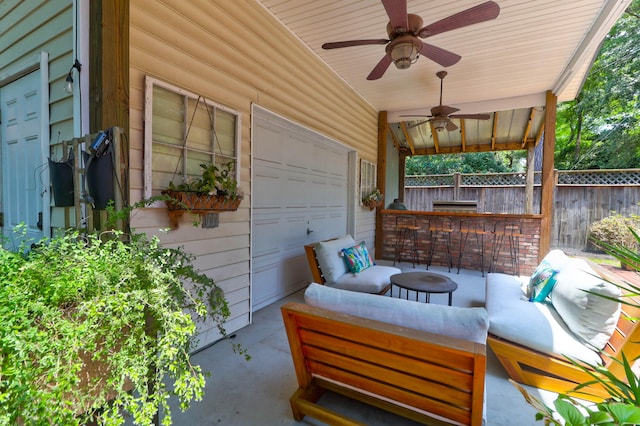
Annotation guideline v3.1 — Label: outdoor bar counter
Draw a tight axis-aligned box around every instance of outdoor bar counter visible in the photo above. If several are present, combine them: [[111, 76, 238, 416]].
[[380, 210, 543, 276]]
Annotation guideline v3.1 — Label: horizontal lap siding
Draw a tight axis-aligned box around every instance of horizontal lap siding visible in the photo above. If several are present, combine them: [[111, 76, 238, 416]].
[[1, 0, 74, 229], [129, 0, 378, 338]]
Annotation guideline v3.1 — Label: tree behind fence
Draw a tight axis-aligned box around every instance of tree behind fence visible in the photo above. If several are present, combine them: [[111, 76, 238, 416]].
[[404, 169, 640, 250]]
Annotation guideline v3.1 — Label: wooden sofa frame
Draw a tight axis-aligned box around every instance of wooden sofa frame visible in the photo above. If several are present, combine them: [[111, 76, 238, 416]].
[[281, 302, 486, 425], [304, 241, 391, 294], [489, 296, 640, 401]]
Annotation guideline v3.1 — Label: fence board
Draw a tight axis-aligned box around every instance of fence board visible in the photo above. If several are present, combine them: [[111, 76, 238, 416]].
[[405, 170, 640, 250]]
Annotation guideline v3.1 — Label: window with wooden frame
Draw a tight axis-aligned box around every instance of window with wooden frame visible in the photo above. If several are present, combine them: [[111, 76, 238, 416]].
[[360, 159, 377, 205], [143, 77, 240, 200]]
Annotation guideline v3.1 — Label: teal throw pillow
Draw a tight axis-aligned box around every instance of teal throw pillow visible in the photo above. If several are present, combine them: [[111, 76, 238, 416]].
[[341, 241, 373, 274], [529, 266, 559, 302]]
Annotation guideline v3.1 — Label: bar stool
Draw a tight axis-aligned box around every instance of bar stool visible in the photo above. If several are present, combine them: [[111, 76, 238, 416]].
[[489, 221, 523, 276], [457, 220, 486, 276], [393, 215, 421, 267], [427, 217, 454, 272]]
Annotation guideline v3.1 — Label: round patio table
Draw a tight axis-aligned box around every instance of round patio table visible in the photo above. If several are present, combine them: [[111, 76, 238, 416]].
[[390, 272, 458, 306]]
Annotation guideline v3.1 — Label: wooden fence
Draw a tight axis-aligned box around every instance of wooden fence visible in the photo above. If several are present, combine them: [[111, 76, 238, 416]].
[[404, 169, 640, 250]]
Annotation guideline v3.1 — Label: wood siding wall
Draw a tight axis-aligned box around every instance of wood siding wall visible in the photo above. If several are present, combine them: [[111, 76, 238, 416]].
[[129, 0, 379, 339], [405, 185, 640, 250], [0, 0, 74, 229]]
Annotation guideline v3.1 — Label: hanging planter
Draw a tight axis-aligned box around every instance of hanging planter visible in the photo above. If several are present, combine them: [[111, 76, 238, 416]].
[[162, 163, 242, 229], [162, 189, 242, 228], [362, 188, 384, 211], [362, 198, 384, 211]]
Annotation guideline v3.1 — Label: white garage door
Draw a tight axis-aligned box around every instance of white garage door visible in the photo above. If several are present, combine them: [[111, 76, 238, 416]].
[[252, 107, 351, 310]]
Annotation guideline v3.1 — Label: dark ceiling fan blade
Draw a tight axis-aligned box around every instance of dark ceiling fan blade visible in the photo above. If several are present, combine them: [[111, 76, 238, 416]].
[[322, 39, 389, 49], [382, 0, 408, 32], [450, 113, 491, 120], [420, 44, 461, 68], [408, 120, 429, 128], [418, 1, 500, 38], [367, 55, 393, 80], [446, 120, 459, 131], [399, 114, 432, 118]]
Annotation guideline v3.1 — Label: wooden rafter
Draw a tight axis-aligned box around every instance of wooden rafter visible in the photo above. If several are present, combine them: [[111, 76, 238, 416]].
[[412, 139, 527, 156], [491, 112, 499, 150], [429, 122, 440, 153], [521, 107, 535, 148], [400, 122, 416, 155], [460, 119, 467, 152]]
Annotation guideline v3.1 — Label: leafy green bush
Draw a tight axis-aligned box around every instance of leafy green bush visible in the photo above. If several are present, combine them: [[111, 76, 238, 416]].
[[588, 213, 640, 252], [0, 227, 231, 425]]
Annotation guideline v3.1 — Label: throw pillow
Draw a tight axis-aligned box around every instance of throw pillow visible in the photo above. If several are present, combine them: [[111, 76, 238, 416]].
[[529, 266, 559, 302], [314, 235, 356, 284], [526, 249, 569, 300], [550, 258, 622, 350], [341, 241, 373, 273]]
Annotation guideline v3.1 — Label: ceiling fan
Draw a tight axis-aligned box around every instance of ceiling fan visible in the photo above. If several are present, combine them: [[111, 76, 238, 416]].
[[402, 70, 491, 132], [321, 0, 500, 80]]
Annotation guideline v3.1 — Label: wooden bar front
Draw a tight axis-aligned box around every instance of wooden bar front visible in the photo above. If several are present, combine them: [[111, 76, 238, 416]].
[[380, 210, 542, 276]]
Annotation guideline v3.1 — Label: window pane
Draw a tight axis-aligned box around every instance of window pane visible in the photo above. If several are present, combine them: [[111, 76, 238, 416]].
[[153, 86, 183, 146], [215, 109, 236, 158], [187, 98, 214, 154]]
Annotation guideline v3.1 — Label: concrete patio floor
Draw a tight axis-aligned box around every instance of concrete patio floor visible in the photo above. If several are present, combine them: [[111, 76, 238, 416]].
[[167, 263, 565, 425]]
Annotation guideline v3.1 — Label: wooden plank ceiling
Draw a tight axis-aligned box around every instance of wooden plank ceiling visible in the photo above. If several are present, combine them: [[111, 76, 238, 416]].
[[256, 0, 630, 154]]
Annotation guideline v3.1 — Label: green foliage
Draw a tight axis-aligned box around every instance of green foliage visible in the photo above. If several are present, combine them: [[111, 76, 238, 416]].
[[555, 0, 640, 170], [589, 213, 640, 252], [405, 151, 520, 175], [167, 162, 242, 200], [0, 226, 232, 425]]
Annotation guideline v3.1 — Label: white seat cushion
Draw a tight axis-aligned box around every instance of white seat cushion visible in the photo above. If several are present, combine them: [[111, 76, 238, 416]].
[[305, 283, 489, 344], [486, 273, 602, 365], [330, 265, 400, 293]]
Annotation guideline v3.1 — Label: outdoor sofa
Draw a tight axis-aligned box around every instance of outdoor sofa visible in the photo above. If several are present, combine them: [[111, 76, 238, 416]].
[[486, 249, 640, 400], [281, 283, 489, 425]]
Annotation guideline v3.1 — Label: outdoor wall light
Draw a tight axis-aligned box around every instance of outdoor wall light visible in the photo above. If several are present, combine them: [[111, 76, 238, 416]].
[[64, 59, 82, 94]]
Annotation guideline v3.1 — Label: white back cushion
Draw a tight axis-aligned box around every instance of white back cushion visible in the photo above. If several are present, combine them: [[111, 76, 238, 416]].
[[551, 259, 622, 350], [314, 235, 356, 284]]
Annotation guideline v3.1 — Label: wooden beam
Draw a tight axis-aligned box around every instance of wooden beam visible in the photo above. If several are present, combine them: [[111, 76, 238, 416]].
[[429, 122, 440, 153], [525, 142, 535, 214], [540, 91, 557, 261], [491, 112, 499, 150], [521, 108, 535, 148], [400, 122, 415, 155], [89, 0, 129, 132], [376, 111, 388, 258], [411, 140, 527, 156], [460, 119, 467, 151]]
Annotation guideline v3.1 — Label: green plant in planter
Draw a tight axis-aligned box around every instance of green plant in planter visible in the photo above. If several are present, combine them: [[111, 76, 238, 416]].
[[167, 162, 243, 200], [515, 227, 640, 425], [0, 225, 234, 425]]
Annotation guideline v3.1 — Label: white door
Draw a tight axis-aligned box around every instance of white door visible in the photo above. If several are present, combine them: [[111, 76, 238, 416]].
[[1, 70, 47, 249], [252, 108, 350, 310]]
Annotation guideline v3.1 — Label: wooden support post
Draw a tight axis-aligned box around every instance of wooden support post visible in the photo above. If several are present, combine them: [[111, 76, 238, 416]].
[[539, 90, 557, 260], [375, 111, 388, 258], [525, 143, 535, 214]]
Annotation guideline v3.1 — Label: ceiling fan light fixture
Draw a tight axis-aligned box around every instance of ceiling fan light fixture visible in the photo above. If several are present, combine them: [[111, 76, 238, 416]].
[[433, 117, 448, 132], [390, 40, 419, 70]]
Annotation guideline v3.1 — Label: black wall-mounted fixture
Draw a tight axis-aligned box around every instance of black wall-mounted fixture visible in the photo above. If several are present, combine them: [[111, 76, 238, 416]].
[[64, 59, 82, 94]]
